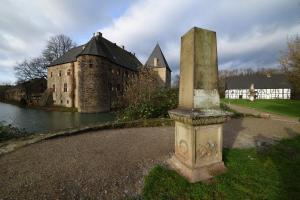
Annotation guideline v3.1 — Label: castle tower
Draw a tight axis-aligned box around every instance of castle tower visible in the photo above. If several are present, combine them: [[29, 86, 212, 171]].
[[145, 44, 171, 87]]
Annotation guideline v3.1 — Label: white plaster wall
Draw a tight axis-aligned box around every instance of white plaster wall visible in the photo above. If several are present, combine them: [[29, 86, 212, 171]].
[[225, 88, 291, 99]]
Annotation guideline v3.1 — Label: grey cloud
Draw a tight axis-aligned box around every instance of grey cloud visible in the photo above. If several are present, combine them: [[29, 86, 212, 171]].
[[101, 0, 300, 75], [0, 0, 299, 83], [0, 0, 136, 82]]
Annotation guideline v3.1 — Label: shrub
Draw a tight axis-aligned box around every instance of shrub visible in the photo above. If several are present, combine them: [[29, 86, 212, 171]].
[[118, 88, 178, 121], [116, 67, 163, 108], [0, 122, 30, 142]]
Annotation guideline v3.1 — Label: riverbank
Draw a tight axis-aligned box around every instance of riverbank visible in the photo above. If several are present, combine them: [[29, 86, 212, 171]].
[[0, 99, 78, 112], [0, 102, 116, 133]]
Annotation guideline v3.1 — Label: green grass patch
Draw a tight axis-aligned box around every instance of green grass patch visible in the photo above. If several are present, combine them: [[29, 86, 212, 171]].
[[222, 99, 300, 118], [141, 136, 300, 200]]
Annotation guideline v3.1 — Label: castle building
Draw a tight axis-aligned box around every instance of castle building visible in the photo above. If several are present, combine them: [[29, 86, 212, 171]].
[[47, 32, 142, 113], [225, 74, 292, 100], [145, 44, 171, 87]]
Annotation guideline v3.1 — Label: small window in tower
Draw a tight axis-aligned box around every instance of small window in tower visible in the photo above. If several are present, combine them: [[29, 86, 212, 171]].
[[59, 70, 62, 77], [63, 83, 68, 92], [112, 69, 115, 74], [154, 57, 158, 67], [67, 100, 69, 104], [52, 84, 56, 92], [89, 63, 93, 68], [67, 69, 71, 76], [50, 72, 53, 77], [61, 100, 63, 104]]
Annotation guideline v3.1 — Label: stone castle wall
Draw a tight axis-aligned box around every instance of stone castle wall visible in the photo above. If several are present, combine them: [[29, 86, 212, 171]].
[[76, 55, 110, 113], [48, 55, 136, 113], [77, 55, 136, 112], [4, 78, 46, 105], [47, 63, 74, 108], [152, 67, 171, 88]]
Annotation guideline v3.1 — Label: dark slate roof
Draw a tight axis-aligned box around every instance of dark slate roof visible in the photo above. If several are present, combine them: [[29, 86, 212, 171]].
[[145, 43, 171, 71], [49, 34, 142, 71], [49, 45, 84, 66], [226, 74, 292, 89]]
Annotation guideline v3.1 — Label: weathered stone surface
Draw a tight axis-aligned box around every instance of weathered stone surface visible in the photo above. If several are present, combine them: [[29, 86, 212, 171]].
[[47, 55, 136, 113], [48, 63, 74, 107], [179, 27, 219, 110], [152, 67, 171, 88], [168, 27, 229, 182], [169, 108, 231, 126], [168, 121, 226, 182]]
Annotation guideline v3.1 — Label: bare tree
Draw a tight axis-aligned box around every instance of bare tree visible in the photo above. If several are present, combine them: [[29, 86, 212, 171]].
[[43, 34, 77, 63], [280, 35, 300, 95], [14, 57, 48, 83], [14, 34, 76, 83], [117, 67, 163, 108]]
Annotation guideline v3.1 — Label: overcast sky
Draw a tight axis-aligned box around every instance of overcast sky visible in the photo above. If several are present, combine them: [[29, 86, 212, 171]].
[[0, 0, 299, 83]]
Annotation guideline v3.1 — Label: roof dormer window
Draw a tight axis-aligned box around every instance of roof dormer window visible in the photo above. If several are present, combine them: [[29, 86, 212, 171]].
[[154, 57, 158, 67]]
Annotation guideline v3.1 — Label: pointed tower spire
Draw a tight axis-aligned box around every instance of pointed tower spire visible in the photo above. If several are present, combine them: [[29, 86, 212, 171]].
[[145, 43, 171, 71]]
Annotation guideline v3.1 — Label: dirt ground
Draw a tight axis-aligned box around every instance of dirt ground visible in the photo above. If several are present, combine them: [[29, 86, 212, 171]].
[[0, 118, 299, 200]]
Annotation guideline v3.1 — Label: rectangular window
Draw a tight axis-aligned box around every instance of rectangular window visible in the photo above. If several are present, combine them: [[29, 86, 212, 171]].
[[63, 83, 68, 92], [154, 57, 158, 66], [67, 69, 71, 76], [59, 70, 62, 77], [50, 72, 53, 77], [52, 84, 55, 92]]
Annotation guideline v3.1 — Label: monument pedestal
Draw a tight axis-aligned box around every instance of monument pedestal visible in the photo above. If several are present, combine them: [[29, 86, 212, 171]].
[[168, 27, 231, 182], [168, 109, 230, 182]]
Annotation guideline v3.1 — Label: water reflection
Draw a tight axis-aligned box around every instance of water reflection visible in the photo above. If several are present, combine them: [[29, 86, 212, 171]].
[[0, 102, 115, 133]]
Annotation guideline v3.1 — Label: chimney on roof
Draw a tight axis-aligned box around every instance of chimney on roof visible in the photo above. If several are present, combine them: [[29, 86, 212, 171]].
[[121, 45, 125, 50], [93, 32, 102, 38]]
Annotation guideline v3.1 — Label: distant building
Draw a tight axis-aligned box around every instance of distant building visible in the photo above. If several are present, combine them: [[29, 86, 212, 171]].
[[47, 32, 142, 113], [145, 44, 171, 87], [4, 78, 47, 105], [225, 74, 292, 99]]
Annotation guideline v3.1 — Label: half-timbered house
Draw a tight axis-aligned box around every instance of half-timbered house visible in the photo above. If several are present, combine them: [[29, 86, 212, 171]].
[[225, 74, 292, 100]]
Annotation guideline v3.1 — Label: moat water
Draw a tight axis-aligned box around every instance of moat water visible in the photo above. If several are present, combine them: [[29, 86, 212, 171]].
[[0, 102, 115, 133]]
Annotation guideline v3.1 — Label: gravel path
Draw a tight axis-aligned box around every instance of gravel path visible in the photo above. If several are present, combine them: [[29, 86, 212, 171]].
[[0, 118, 299, 199]]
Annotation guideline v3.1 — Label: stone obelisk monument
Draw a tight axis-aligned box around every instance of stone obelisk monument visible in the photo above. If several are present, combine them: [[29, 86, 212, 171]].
[[168, 27, 230, 182]]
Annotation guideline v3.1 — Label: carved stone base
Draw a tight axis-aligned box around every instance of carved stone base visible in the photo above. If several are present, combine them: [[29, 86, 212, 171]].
[[168, 155, 227, 183], [168, 109, 230, 183]]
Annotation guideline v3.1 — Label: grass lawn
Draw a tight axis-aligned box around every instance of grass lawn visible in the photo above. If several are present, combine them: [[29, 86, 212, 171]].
[[222, 99, 300, 118], [140, 136, 300, 200]]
